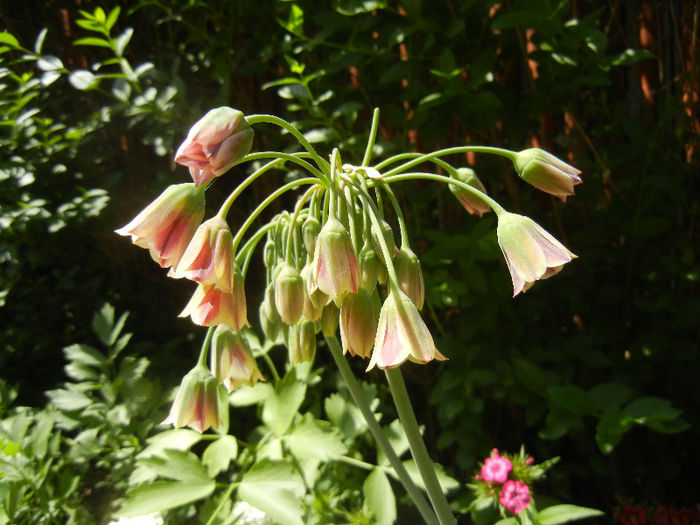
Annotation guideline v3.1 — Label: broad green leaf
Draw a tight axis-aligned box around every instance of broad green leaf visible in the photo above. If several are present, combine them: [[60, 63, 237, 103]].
[[547, 385, 595, 415], [512, 358, 546, 394], [138, 428, 203, 458], [28, 411, 55, 459], [363, 469, 396, 525], [105, 7, 121, 30], [140, 449, 210, 484], [0, 33, 19, 48], [40, 70, 61, 86], [34, 28, 48, 53], [64, 343, 107, 368], [494, 518, 518, 525], [230, 381, 271, 406], [262, 369, 306, 436], [325, 392, 366, 439], [92, 303, 115, 344], [624, 396, 674, 419], [117, 479, 215, 518], [284, 413, 347, 462], [115, 28, 133, 57], [69, 70, 98, 90], [202, 435, 238, 478], [588, 382, 634, 412], [377, 419, 409, 466], [402, 459, 459, 493], [238, 460, 305, 525], [538, 504, 604, 524], [46, 388, 92, 411], [595, 411, 634, 454]]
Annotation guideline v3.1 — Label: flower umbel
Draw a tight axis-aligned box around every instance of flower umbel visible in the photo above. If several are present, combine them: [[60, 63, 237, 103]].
[[115, 183, 205, 270], [496, 212, 576, 296], [175, 107, 254, 187], [162, 365, 221, 432], [514, 148, 582, 201]]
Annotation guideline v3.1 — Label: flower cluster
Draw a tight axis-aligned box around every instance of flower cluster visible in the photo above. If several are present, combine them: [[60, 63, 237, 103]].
[[115, 106, 581, 433], [613, 502, 700, 525], [471, 448, 557, 517]]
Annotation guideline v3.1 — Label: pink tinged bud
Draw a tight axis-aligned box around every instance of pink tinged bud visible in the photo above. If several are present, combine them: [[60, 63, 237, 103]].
[[496, 212, 576, 296], [394, 246, 425, 310], [301, 265, 326, 321], [367, 290, 447, 370], [274, 263, 305, 325], [173, 216, 234, 292], [312, 218, 359, 305], [514, 148, 582, 201], [448, 167, 491, 217], [481, 454, 513, 483], [288, 319, 316, 365], [499, 480, 531, 515], [175, 107, 254, 187], [180, 281, 249, 330], [210, 326, 264, 392], [340, 289, 379, 358], [115, 183, 205, 270], [162, 365, 222, 433]]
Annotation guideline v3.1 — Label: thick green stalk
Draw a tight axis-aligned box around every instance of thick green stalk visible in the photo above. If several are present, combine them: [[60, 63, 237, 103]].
[[325, 336, 440, 525], [385, 368, 456, 525]]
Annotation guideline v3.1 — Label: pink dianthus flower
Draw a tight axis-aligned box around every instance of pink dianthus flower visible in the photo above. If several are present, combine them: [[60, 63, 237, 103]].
[[499, 480, 531, 514], [481, 449, 513, 483]]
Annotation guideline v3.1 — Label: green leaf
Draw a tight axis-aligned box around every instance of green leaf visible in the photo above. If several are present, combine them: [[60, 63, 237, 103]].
[[588, 382, 634, 412], [114, 28, 133, 57], [262, 368, 306, 435], [624, 396, 673, 419], [512, 358, 546, 395], [547, 385, 595, 415], [202, 435, 238, 478], [37, 55, 63, 71], [284, 413, 347, 462], [138, 428, 203, 458], [117, 479, 215, 518], [46, 388, 92, 411], [92, 303, 114, 344], [69, 69, 98, 90], [0, 32, 19, 48], [363, 469, 396, 525], [141, 449, 210, 484], [325, 392, 367, 439], [73, 37, 112, 48], [230, 381, 271, 406], [238, 460, 305, 525], [537, 504, 604, 524], [34, 28, 48, 54], [595, 411, 634, 454], [64, 343, 107, 368], [335, 0, 385, 16], [105, 7, 121, 31]]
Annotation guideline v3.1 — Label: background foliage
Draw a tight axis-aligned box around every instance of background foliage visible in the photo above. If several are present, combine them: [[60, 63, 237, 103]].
[[1, 0, 697, 523]]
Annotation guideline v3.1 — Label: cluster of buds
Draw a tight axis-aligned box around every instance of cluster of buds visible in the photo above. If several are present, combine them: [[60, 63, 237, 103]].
[[471, 448, 557, 517], [116, 106, 582, 433]]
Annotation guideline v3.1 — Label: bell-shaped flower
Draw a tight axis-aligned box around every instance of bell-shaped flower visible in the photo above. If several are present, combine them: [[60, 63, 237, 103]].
[[115, 183, 205, 270], [312, 217, 359, 305], [172, 216, 234, 292], [210, 326, 264, 392], [367, 289, 446, 370], [259, 283, 283, 343], [340, 289, 379, 358], [180, 279, 249, 329], [394, 246, 425, 310], [448, 167, 491, 217], [274, 263, 305, 325], [514, 148, 582, 201], [320, 301, 340, 338], [175, 107, 254, 187], [497, 212, 576, 296], [301, 265, 326, 321], [162, 365, 222, 432], [288, 319, 316, 365]]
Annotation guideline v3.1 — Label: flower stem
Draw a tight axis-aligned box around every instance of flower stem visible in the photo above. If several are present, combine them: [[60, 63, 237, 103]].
[[362, 108, 380, 167], [384, 367, 456, 525], [325, 335, 440, 525], [377, 146, 517, 176], [197, 326, 216, 368]]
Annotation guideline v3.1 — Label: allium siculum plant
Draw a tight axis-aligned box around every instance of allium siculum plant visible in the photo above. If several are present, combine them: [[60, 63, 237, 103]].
[[116, 106, 581, 525]]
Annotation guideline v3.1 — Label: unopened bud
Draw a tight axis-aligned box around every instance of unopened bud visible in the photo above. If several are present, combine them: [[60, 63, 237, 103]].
[[394, 246, 425, 310], [274, 263, 305, 325]]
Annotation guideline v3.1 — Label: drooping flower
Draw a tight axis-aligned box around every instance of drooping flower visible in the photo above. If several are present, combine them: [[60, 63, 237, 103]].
[[162, 365, 221, 432], [210, 326, 264, 392], [513, 148, 582, 201], [175, 107, 254, 187], [115, 183, 205, 270], [499, 480, 531, 514], [358, 242, 379, 293], [394, 246, 425, 310], [312, 217, 359, 305], [301, 264, 326, 321], [320, 301, 340, 338], [180, 281, 249, 330], [481, 449, 513, 483], [340, 289, 379, 358], [274, 263, 305, 325], [288, 319, 316, 365], [448, 167, 491, 217], [173, 215, 234, 292], [367, 289, 446, 370], [496, 212, 576, 296]]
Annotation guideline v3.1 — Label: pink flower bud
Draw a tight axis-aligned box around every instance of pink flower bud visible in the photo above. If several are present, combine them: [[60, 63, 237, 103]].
[[175, 107, 254, 187], [448, 167, 491, 217], [499, 480, 531, 515], [115, 183, 205, 270], [367, 289, 447, 370], [514, 148, 582, 201], [162, 365, 222, 432], [210, 326, 264, 392], [496, 212, 576, 296], [394, 246, 425, 310], [180, 280, 249, 330], [481, 452, 513, 483], [274, 263, 305, 325], [173, 216, 234, 292], [340, 289, 379, 358], [312, 217, 359, 305]]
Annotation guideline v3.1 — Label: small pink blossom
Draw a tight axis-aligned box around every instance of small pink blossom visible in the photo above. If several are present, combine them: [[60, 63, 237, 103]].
[[481, 450, 513, 483], [499, 480, 531, 514]]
